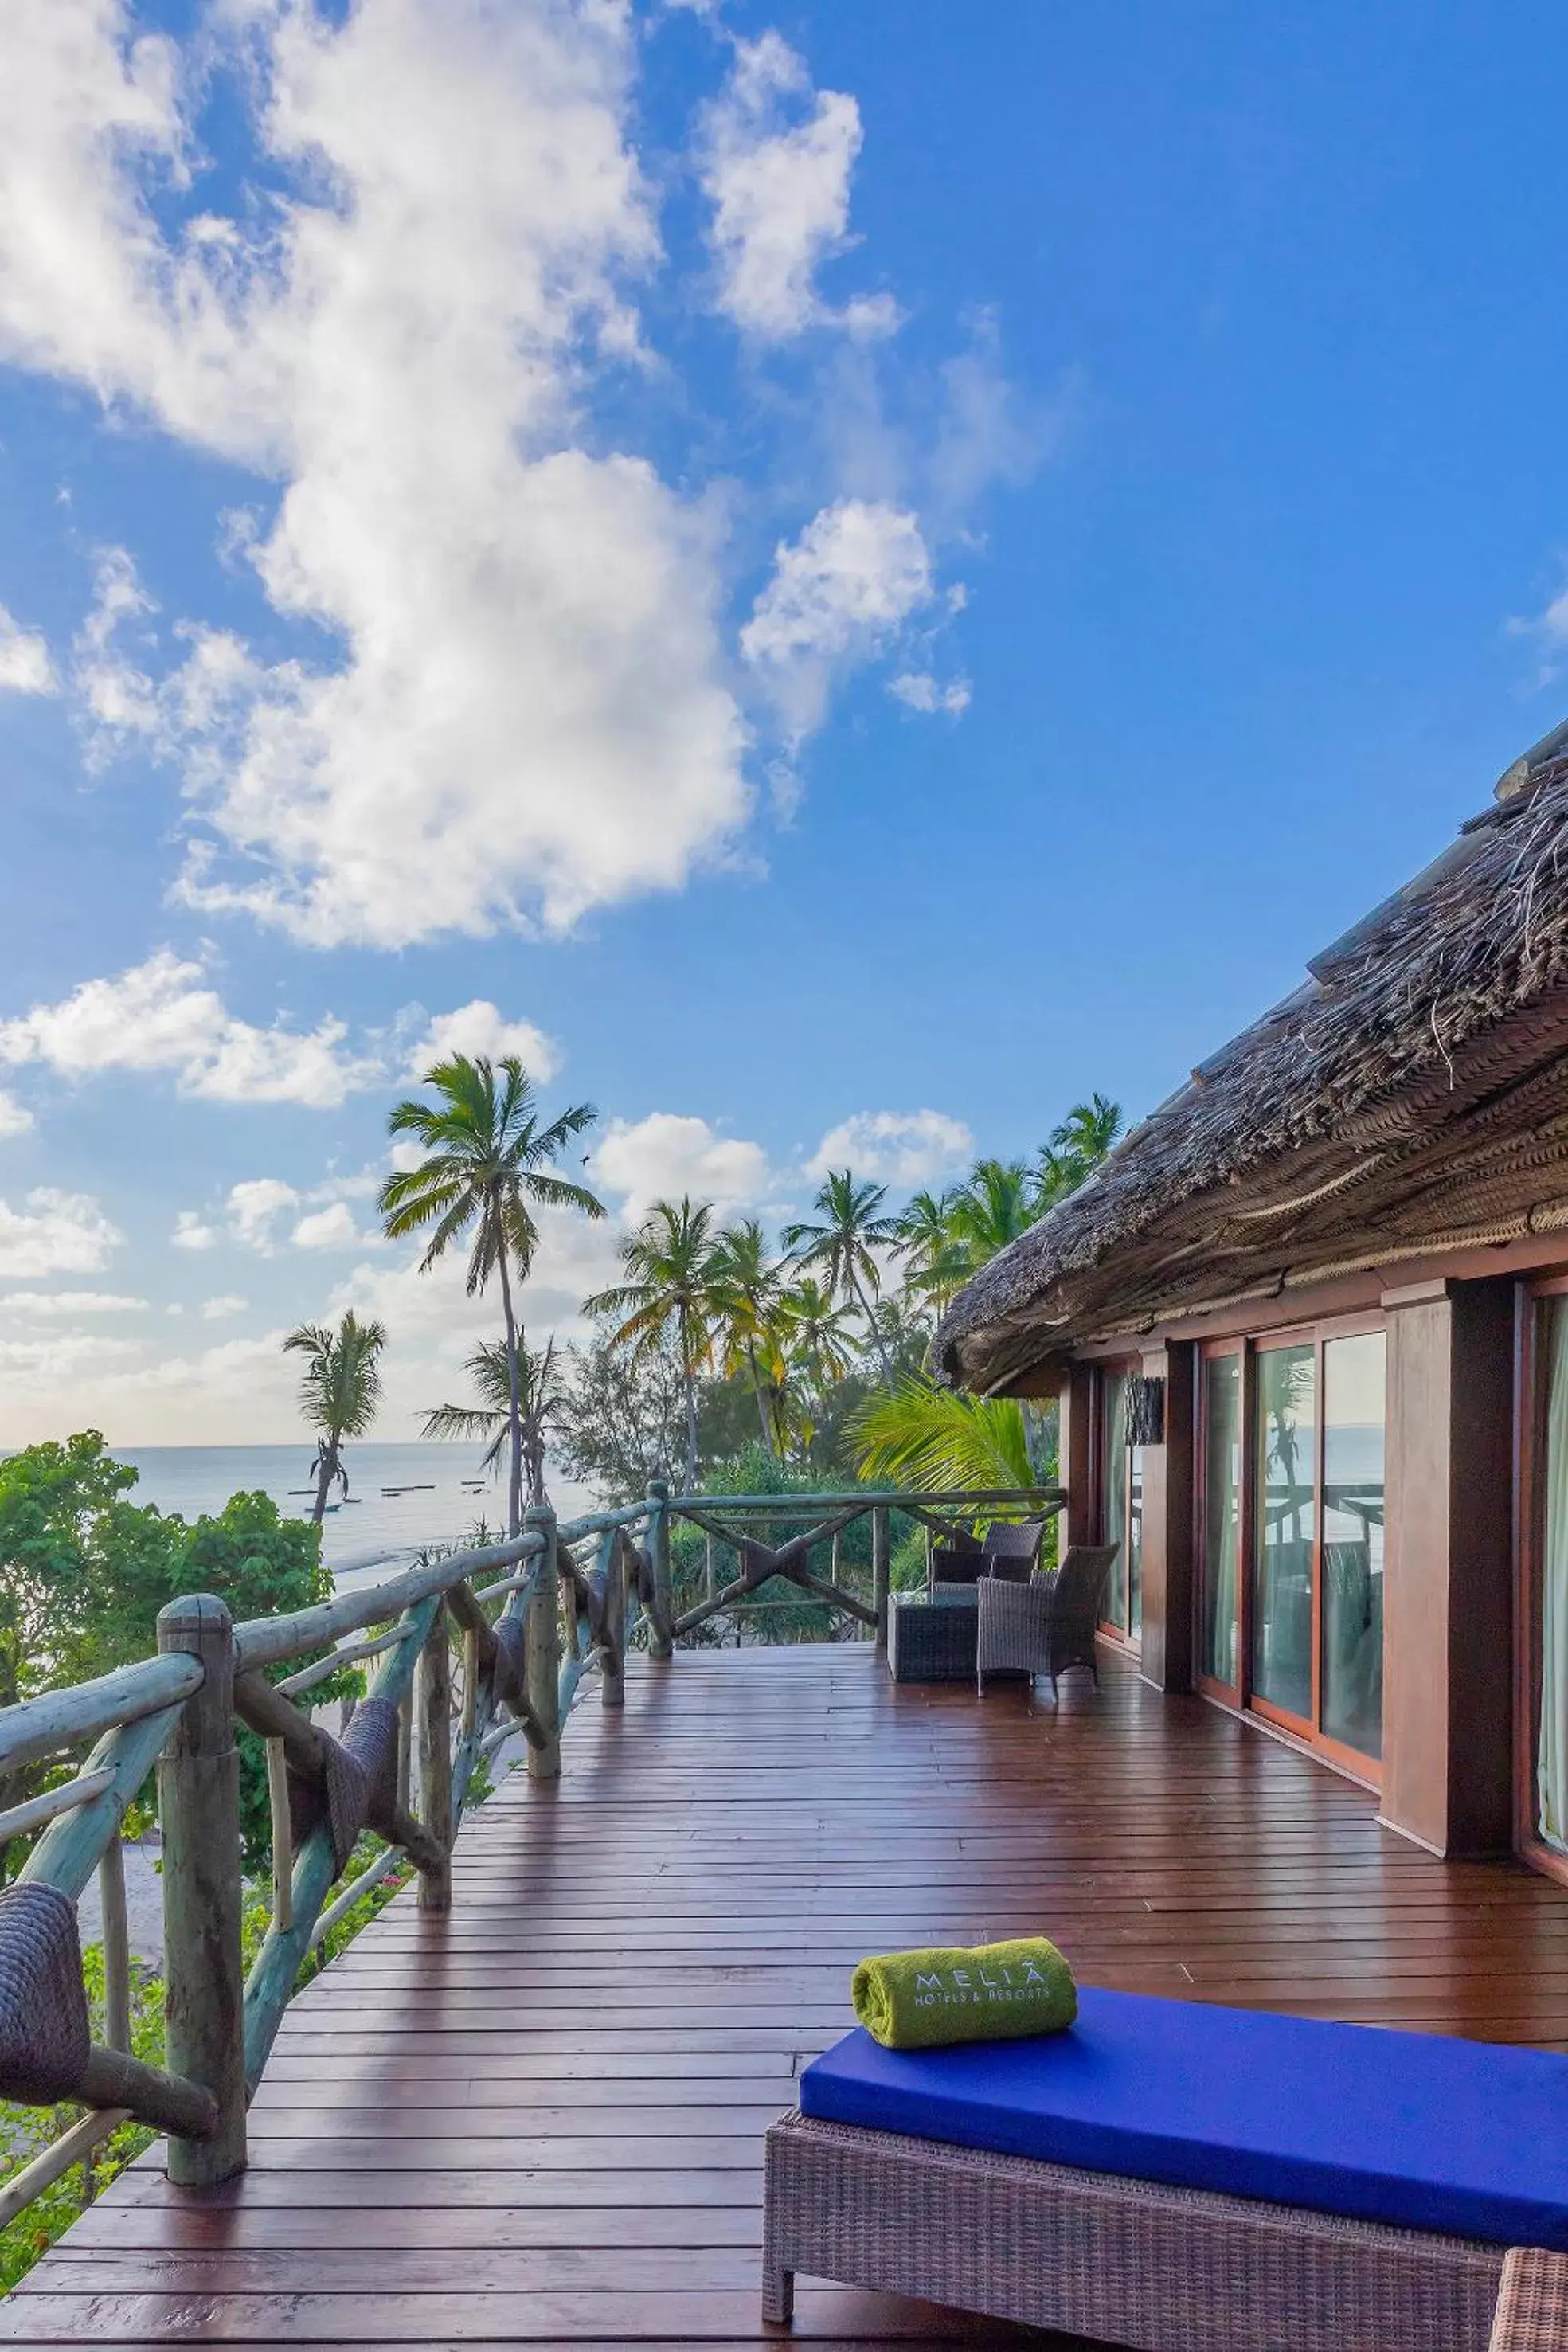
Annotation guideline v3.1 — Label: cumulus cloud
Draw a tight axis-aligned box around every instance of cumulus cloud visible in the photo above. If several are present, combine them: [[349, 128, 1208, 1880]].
[[889, 671, 971, 718], [0, 0, 749, 948], [402, 1001, 558, 1082], [201, 1293, 248, 1321], [0, 949, 380, 1109], [742, 500, 933, 738], [291, 1201, 362, 1251], [171, 1210, 217, 1251], [0, 1289, 147, 1317], [0, 1188, 122, 1278], [225, 1177, 301, 1253], [807, 1109, 973, 1188], [0, 603, 56, 695], [595, 1111, 772, 1226], [0, 1090, 35, 1137], [699, 31, 893, 342]]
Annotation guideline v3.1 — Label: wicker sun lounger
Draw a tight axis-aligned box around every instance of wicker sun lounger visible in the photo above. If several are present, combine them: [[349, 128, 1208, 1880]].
[[763, 2110, 1510, 2350], [763, 1990, 1568, 2350]]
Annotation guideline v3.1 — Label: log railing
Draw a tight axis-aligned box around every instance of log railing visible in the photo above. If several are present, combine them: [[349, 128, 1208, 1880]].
[[663, 1485, 1066, 1647], [0, 1477, 1060, 2225]]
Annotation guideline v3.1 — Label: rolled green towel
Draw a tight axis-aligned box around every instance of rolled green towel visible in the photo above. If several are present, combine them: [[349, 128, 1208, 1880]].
[[851, 1937, 1077, 2050]]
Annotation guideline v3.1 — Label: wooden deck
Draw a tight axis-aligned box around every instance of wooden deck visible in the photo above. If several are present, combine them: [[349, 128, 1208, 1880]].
[[9, 1642, 1568, 2348]]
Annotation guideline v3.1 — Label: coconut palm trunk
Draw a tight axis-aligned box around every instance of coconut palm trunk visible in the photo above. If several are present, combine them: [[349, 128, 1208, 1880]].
[[311, 1438, 340, 1525], [678, 1301, 700, 1492], [496, 1240, 526, 1537]]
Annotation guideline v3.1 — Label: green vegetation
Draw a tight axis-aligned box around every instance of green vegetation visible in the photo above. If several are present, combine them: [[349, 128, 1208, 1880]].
[[558, 1099, 1120, 1501]]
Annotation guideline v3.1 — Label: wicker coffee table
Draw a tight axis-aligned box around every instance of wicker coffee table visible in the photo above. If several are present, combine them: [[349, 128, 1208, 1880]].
[[886, 1589, 978, 1683]]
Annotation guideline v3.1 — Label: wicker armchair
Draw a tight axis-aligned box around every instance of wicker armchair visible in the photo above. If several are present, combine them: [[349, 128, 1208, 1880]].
[[1490, 2248, 1568, 2347], [976, 1544, 1120, 1698], [931, 1516, 1050, 1587]]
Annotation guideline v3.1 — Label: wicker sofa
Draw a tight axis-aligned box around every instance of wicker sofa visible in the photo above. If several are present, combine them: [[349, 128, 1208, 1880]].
[[761, 1987, 1568, 2350]]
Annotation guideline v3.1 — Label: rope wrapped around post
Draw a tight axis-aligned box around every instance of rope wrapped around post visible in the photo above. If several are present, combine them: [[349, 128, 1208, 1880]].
[[0, 1882, 90, 2103], [285, 1696, 401, 1877]]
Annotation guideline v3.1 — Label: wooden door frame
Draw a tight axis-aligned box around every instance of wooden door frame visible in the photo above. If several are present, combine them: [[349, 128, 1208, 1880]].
[[1514, 1271, 1568, 1890], [1194, 1337, 1246, 1708], [1090, 1357, 1140, 1650]]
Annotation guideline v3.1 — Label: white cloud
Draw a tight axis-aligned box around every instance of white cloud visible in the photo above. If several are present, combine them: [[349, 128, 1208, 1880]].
[[807, 1109, 974, 1188], [72, 546, 159, 744], [1507, 577, 1568, 683], [0, 1090, 35, 1137], [0, 603, 56, 695], [201, 1293, 248, 1321], [226, 1177, 300, 1254], [291, 1201, 361, 1251], [0, 1188, 122, 1278], [699, 31, 894, 342], [889, 671, 971, 718], [402, 1001, 559, 1082], [742, 499, 933, 738], [0, 1289, 147, 1317], [171, 1210, 217, 1251], [0, 0, 749, 949], [0, 949, 381, 1108], [595, 1111, 772, 1226]]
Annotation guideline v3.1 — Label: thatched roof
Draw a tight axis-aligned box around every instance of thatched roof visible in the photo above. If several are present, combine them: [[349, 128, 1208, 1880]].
[[938, 721, 1568, 1394]]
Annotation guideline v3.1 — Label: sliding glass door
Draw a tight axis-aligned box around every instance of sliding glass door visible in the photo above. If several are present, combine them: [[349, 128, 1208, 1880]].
[[1195, 1321, 1385, 1772], [1250, 1325, 1385, 1767]]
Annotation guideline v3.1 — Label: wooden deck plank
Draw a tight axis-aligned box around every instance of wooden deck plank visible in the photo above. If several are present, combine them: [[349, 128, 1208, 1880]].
[[9, 1642, 1568, 2346]]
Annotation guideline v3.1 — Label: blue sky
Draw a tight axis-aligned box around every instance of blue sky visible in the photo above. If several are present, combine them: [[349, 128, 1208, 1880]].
[[0, 0, 1564, 1442]]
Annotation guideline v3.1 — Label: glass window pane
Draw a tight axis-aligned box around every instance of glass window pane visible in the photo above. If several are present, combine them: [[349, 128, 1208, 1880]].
[[1539, 1301, 1568, 1852], [1202, 1355, 1242, 1687], [1253, 1343, 1316, 1719], [1128, 1438, 1144, 1639], [1102, 1371, 1128, 1629], [1321, 1332, 1386, 1759]]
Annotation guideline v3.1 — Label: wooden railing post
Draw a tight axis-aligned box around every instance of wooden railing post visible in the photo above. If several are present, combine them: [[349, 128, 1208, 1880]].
[[416, 1610, 453, 1910], [872, 1505, 890, 1655], [525, 1503, 561, 1778], [603, 1535, 627, 1711], [156, 1593, 247, 2186], [646, 1477, 673, 1661]]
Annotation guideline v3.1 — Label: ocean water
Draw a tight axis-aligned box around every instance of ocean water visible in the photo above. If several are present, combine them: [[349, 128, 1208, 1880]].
[[112, 1443, 597, 1588]]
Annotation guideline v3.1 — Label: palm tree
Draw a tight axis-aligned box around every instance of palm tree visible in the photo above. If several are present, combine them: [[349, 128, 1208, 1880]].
[[708, 1219, 785, 1455], [1036, 1093, 1123, 1208], [776, 1274, 859, 1392], [893, 1187, 968, 1315], [583, 1196, 718, 1492], [378, 1055, 604, 1536], [420, 1336, 566, 1507], [782, 1170, 901, 1381], [945, 1158, 1038, 1279], [283, 1311, 388, 1524], [850, 1372, 1035, 1493]]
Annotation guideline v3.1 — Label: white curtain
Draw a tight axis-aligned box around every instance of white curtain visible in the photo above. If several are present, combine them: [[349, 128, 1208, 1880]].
[[1538, 1301, 1568, 1851]]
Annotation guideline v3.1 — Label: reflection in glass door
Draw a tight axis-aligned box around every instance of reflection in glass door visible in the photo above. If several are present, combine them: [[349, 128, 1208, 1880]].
[[1098, 1368, 1143, 1642], [1253, 1343, 1316, 1722], [1200, 1352, 1242, 1691], [1321, 1333, 1386, 1759]]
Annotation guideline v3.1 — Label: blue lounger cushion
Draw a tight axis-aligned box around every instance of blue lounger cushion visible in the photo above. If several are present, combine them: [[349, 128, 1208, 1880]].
[[799, 1985, 1568, 2250]]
